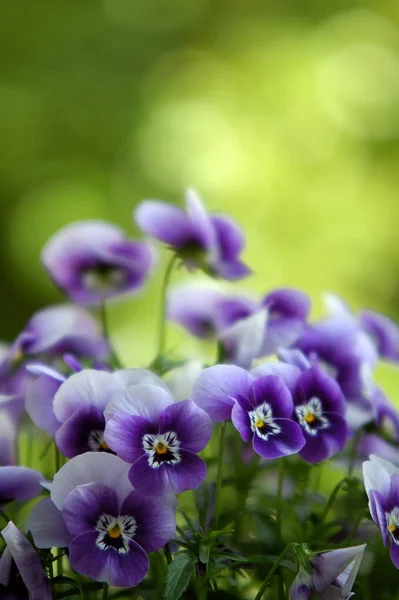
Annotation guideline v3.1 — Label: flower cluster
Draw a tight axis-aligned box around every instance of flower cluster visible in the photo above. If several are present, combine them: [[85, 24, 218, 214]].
[[1, 188, 399, 599]]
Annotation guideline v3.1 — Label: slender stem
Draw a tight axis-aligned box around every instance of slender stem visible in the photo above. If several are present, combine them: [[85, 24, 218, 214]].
[[164, 542, 172, 564], [56, 548, 63, 578], [100, 302, 123, 369], [319, 477, 350, 524], [254, 543, 296, 600], [0, 511, 10, 526], [102, 582, 109, 600], [214, 422, 227, 529], [158, 254, 178, 357], [276, 459, 285, 549], [345, 509, 368, 546]]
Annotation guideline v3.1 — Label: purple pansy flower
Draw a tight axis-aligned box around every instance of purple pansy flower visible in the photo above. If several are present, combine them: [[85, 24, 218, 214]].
[[135, 188, 251, 280], [293, 366, 348, 463], [0, 466, 44, 506], [360, 310, 399, 362], [27, 453, 176, 587], [363, 455, 399, 568], [104, 384, 212, 496], [290, 544, 366, 599], [0, 522, 51, 600], [41, 220, 155, 305], [53, 368, 169, 458], [192, 364, 305, 458]]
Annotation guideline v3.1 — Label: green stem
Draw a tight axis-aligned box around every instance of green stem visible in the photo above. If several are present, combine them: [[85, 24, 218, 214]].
[[214, 422, 227, 529], [319, 477, 350, 524], [0, 511, 10, 526], [100, 302, 123, 369], [102, 582, 109, 600], [157, 254, 178, 357], [56, 548, 63, 578], [254, 543, 296, 600], [164, 542, 172, 564], [345, 509, 368, 546], [276, 459, 285, 549]]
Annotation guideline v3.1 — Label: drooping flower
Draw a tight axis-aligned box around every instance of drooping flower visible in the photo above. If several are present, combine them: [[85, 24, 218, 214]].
[[363, 455, 399, 568], [52, 368, 169, 458], [293, 366, 348, 463], [0, 466, 44, 506], [41, 220, 155, 304], [26, 453, 176, 587], [104, 384, 212, 496], [135, 188, 251, 280], [192, 364, 305, 458], [0, 521, 51, 600], [290, 544, 366, 599]]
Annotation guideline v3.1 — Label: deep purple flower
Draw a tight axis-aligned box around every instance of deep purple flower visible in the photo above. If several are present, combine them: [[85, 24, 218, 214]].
[[293, 367, 348, 463], [363, 455, 399, 568], [135, 188, 251, 280], [27, 453, 176, 587], [104, 384, 212, 495], [0, 522, 51, 600], [289, 544, 366, 599], [53, 368, 169, 458], [0, 467, 44, 506], [42, 220, 155, 305], [360, 310, 399, 362]]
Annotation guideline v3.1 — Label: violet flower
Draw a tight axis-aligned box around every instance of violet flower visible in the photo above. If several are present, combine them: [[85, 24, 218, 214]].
[[363, 455, 399, 568], [360, 310, 399, 362], [0, 466, 44, 506], [42, 220, 154, 305], [293, 366, 348, 463], [290, 544, 366, 599], [104, 384, 212, 496], [135, 188, 251, 280], [192, 365, 305, 458], [26, 453, 176, 587], [0, 521, 51, 600], [52, 368, 169, 459]]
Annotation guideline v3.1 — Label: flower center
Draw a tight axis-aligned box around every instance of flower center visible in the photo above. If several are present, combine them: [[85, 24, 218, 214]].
[[88, 430, 115, 454], [142, 431, 181, 469], [248, 402, 281, 440], [95, 514, 137, 554], [81, 264, 125, 293], [386, 508, 399, 545], [295, 397, 329, 436]]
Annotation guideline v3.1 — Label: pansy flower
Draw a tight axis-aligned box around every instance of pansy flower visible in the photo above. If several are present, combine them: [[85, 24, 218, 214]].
[[192, 365, 305, 458], [289, 544, 366, 599], [0, 522, 51, 600], [293, 366, 348, 463], [26, 453, 176, 587], [363, 455, 399, 568], [135, 188, 251, 280], [0, 466, 44, 506], [104, 384, 212, 496], [42, 220, 155, 304], [52, 368, 169, 459]]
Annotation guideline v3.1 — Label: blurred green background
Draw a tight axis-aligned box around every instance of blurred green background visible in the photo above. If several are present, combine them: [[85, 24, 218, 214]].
[[1, 0, 399, 367]]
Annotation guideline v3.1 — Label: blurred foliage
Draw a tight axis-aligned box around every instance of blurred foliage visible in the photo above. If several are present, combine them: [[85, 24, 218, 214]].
[[1, 0, 399, 369]]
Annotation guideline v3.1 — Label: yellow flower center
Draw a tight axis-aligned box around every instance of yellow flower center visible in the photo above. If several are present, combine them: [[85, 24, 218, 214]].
[[255, 419, 264, 429], [156, 442, 168, 455], [388, 524, 396, 532], [305, 413, 316, 424], [100, 441, 110, 451], [108, 525, 121, 539]]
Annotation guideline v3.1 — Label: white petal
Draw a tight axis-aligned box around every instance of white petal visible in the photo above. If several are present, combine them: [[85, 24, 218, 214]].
[[104, 383, 173, 422], [112, 368, 170, 393], [25, 498, 72, 548], [220, 308, 268, 368]]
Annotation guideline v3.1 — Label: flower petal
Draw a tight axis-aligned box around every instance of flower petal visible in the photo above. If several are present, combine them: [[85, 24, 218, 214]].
[[25, 497, 72, 548], [159, 400, 212, 453]]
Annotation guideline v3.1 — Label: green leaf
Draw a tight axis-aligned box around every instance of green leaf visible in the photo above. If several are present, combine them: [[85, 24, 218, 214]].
[[163, 555, 195, 600]]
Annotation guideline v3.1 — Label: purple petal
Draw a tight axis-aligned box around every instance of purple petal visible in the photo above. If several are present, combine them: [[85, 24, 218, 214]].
[[185, 188, 216, 250], [390, 542, 399, 569], [0, 412, 17, 466], [104, 414, 151, 463], [311, 545, 366, 593], [289, 566, 314, 600], [55, 405, 106, 458], [167, 286, 224, 339], [262, 288, 311, 321], [128, 455, 169, 496], [251, 361, 301, 395], [120, 492, 176, 552], [251, 375, 294, 418], [298, 413, 348, 464], [1, 522, 51, 600], [104, 383, 173, 423], [360, 310, 399, 361], [213, 295, 258, 331], [135, 200, 196, 247], [69, 530, 149, 587], [25, 375, 62, 435], [53, 370, 124, 424], [210, 215, 245, 262], [51, 453, 133, 510], [252, 419, 305, 459], [214, 259, 252, 281], [262, 318, 305, 356], [192, 365, 253, 422], [159, 400, 212, 453], [165, 450, 207, 494], [0, 467, 43, 505], [278, 349, 311, 372], [25, 498, 72, 548], [219, 309, 268, 368], [231, 401, 252, 442], [63, 483, 118, 536], [294, 367, 346, 416]]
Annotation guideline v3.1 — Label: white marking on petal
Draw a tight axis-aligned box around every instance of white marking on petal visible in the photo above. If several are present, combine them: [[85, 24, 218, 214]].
[[95, 513, 137, 554], [142, 431, 181, 469], [248, 402, 281, 440], [295, 397, 330, 436]]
